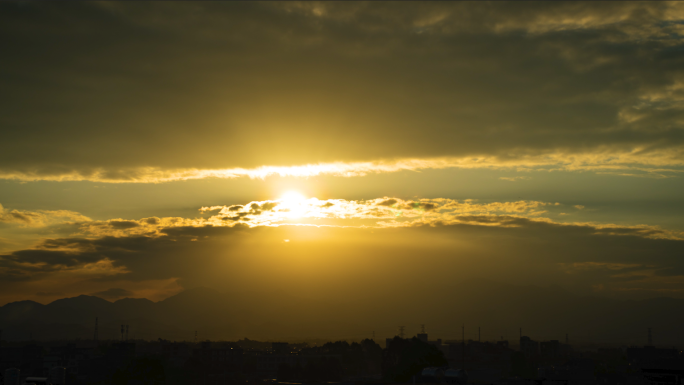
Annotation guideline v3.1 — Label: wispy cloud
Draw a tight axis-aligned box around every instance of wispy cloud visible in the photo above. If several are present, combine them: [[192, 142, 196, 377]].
[[2, 149, 683, 183], [0, 204, 91, 227], [499, 176, 532, 181]]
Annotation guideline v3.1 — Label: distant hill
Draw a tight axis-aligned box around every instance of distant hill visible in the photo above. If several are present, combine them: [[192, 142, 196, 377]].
[[1, 283, 683, 345]]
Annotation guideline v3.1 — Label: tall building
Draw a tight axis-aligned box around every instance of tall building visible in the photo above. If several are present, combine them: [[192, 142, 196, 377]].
[[540, 340, 560, 358], [417, 333, 428, 343], [519, 336, 538, 358]]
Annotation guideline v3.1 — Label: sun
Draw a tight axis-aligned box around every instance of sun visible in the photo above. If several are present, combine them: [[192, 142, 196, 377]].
[[278, 191, 308, 219], [279, 191, 306, 203]]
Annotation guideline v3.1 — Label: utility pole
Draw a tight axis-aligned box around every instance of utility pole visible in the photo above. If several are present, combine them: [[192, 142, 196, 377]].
[[121, 325, 124, 342], [125, 325, 129, 341]]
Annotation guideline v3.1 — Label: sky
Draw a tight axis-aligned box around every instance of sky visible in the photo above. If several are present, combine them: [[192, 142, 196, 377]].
[[2, 1, 684, 311]]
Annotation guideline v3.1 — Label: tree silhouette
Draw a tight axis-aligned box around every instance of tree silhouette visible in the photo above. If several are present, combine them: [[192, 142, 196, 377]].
[[382, 337, 448, 382]]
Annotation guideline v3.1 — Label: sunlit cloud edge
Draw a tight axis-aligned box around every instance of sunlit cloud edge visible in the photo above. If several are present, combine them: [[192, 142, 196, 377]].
[[1, 148, 684, 183]]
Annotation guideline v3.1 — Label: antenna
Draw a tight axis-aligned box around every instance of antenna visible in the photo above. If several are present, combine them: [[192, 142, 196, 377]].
[[94, 317, 99, 343], [398, 326, 405, 339], [126, 325, 129, 341], [648, 328, 653, 346], [421, 324, 425, 334], [121, 324, 124, 341], [479, 327, 481, 342], [566, 333, 568, 345], [195, 331, 198, 342], [519, 328, 522, 339]]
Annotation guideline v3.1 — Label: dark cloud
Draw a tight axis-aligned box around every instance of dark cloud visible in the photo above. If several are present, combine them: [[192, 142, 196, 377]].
[[655, 267, 684, 277], [108, 220, 141, 229], [260, 202, 277, 211], [377, 199, 397, 207], [1, 215, 683, 300], [1, 2, 683, 180], [144, 217, 160, 225], [402, 201, 437, 211]]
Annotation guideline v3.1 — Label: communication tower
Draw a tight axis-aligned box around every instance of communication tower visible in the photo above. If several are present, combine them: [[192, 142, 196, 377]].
[[421, 324, 426, 334], [648, 328, 653, 346], [398, 326, 405, 339]]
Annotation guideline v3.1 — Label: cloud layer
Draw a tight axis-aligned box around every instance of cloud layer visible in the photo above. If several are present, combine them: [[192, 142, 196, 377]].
[[1, 193, 683, 305], [1, 2, 684, 181]]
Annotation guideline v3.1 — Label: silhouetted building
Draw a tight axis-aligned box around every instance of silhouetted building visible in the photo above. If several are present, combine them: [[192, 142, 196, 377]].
[[538, 358, 596, 385], [520, 336, 539, 358], [160, 340, 192, 366], [48, 366, 66, 385], [0, 345, 44, 381], [627, 346, 681, 369], [642, 368, 684, 385], [271, 342, 289, 354], [541, 340, 561, 358], [188, 341, 243, 385], [43, 343, 93, 383], [4, 368, 20, 385], [447, 340, 513, 380], [87, 342, 135, 384]]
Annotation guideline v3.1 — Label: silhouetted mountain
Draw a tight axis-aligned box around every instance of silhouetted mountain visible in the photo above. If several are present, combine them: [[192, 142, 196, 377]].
[[2, 284, 684, 344], [0, 300, 44, 323]]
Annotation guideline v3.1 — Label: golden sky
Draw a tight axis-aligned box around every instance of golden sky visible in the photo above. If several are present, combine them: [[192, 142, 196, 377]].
[[2, 1, 684, 320]]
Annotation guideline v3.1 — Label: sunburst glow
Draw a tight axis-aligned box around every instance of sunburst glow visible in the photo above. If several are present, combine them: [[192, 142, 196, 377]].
[[279, 191, 306, 203], [278, 191, 308, 219]]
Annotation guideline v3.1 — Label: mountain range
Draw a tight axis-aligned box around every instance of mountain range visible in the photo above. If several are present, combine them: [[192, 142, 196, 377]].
[[1, 283, 683, 346]]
